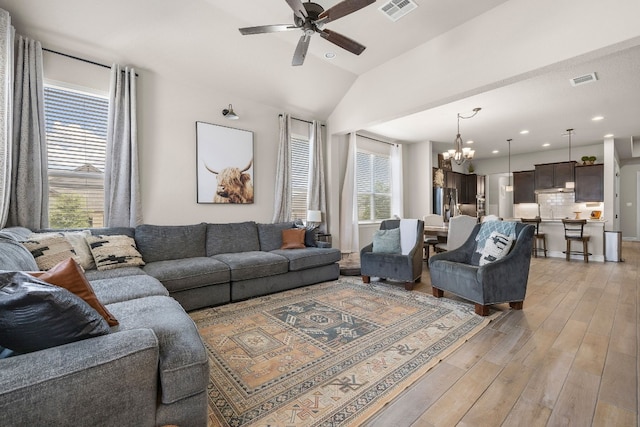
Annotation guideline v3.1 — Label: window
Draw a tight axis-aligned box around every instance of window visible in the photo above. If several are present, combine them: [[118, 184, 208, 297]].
[[43, 85, 108, 228], [290, 136, 310, 221], [357, 151, 391, 221]]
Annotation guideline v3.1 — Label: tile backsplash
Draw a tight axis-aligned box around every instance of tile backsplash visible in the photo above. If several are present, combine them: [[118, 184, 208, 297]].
[[514, 193, 604, 220]]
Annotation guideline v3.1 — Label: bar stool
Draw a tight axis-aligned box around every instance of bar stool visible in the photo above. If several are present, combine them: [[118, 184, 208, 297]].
[[521, 218, 547, 258], [562, 219, 590, 262]]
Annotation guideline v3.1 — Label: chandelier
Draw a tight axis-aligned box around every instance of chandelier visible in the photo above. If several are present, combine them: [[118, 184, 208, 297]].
[[443, 107, 481, 165]]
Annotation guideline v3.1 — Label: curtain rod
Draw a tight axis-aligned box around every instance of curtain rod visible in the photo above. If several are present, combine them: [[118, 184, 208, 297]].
[[356, 133, 398, 147], [278, 114, 325, 127], [42, 47, 139, 77]]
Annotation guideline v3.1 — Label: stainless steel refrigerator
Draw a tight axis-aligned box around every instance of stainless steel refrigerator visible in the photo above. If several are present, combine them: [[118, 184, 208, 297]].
[[433, 187, 458, 222]]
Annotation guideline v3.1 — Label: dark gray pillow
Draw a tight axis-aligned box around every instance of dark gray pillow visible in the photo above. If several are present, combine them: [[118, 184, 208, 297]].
[[135, 223, 207, 263], [0, 271, 110, 354]]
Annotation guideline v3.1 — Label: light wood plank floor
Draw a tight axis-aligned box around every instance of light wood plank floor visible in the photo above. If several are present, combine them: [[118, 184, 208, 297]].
[[363, 241, 639, 427]]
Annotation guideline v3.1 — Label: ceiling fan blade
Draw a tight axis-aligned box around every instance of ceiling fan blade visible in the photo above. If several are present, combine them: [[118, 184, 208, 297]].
[[239, 24, 298, 35], [317, 0, 376, 24], [285, 0, 308, 20], [319, 28, 366, 55], [292, 34, 311, 66]]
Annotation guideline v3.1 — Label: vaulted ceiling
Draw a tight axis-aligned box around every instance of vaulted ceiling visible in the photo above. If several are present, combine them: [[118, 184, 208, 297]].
[[2, 0, 640, 160]]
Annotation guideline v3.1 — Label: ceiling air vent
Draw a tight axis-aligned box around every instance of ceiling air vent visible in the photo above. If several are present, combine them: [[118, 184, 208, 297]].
[[379, 0, 418, 22], [570, 72, 598, 87]]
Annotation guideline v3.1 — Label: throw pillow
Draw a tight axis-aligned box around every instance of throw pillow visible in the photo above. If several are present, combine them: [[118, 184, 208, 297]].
[[30, 230, 96, 270], [293, 222, 318, 247], [21, 235, 79, 270], [281, 228, 306, 249], [30, 258, 118, 326], [372, 227, 401, 254], [85, 234, 145, 271], [0, 271, 110, 354], [479, 231, 514, 266]]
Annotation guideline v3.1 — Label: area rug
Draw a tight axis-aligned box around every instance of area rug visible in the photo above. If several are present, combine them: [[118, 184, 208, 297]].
[[191, 277, 500, 427]]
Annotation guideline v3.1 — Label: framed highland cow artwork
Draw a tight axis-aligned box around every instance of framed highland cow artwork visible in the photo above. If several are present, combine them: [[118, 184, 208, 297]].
[[196, 121, 254, 204]]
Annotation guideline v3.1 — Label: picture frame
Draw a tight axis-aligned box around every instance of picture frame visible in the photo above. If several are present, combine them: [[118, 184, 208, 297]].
[[196, 121, 254, 204]]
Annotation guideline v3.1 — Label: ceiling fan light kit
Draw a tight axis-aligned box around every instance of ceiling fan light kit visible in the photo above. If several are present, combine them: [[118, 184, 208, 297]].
[[239, 0, 376, 66]]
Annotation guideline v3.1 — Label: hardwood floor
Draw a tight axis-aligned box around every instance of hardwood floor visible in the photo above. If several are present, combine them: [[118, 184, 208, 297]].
[[363, 241, 639, 427]]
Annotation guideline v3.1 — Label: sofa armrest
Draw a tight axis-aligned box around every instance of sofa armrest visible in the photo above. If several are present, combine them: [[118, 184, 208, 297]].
[[0, 329, 160, 427]]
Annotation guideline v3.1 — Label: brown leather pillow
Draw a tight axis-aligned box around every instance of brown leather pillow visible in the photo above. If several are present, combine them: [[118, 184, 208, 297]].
[[281, 228, 306, 249], [30, 258, 119, 326]]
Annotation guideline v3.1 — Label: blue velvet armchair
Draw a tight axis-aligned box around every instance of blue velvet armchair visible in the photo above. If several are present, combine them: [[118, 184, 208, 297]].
[[360, 219, 424, 291], [428, 222, 535, 316]]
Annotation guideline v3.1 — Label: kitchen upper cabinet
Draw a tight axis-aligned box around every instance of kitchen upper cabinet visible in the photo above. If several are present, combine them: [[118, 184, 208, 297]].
[[535, 161, 576, 189], [575, 163, 604, 202], [513, 170, 536, 204], [442, 171, 482, 203]]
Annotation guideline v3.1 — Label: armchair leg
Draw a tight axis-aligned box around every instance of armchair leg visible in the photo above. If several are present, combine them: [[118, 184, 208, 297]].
[[475, 304, 490, 316], [432, 287, 444, 298], [362, 276, 370, 284], [509, 301, 524, 310], [404, 282, 414, 291]]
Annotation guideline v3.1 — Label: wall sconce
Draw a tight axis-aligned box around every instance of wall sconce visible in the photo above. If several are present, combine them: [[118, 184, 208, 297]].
[[222, 104, 239, 120]]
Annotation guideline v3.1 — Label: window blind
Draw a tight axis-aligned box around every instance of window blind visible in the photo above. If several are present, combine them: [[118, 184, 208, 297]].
[[290, 137, 310, 221], [44, 85, 108, 228]]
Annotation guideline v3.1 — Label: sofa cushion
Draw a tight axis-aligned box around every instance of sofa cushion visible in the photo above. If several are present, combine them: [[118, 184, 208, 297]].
[[30, 258, 118, 326], [206, 222, 260, 255], [0, 272, 110, 353], [86, 235, 145, 271], [106, 295, 208, 404], [92, 275, 169, 305], [135, 223, 207, 263], [271, 247, 341, 271], [21, 235, 81, 270], [281, 228, 305, 249], [213, 251, 288, 281], [0, 238, 38, 271], [143, 257, 230, 293], [84, 266, 146, 282], [257, 222, 294, 251], [0, 226, 33, 241]]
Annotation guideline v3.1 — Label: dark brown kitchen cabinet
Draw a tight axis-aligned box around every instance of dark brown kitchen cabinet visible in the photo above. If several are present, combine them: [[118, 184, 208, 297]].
[[466, 174, 477, 203], [513, 170, 536, 204], [575, 163, 604, 202], [535, 161, 576, 189], [442, 171, 482, 203]]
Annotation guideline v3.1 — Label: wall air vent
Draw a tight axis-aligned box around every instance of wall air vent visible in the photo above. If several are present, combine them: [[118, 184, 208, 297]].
[[570, 72, 598, 87], [379, 0, 418, 22]]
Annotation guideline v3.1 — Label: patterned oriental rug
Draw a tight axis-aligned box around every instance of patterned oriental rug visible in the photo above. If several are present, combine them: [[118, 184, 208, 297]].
[[191, 278, 500, 427]]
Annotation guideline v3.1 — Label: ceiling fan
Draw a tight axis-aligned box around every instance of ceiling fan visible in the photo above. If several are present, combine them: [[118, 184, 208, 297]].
[[239, 0, 376, 66]]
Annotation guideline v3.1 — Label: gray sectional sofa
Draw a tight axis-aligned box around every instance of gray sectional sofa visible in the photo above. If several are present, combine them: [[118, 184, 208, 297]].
[[0, 220, 341, 427]]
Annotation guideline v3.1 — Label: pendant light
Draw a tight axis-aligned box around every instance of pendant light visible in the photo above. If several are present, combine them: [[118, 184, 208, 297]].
[[505, 138, 513, 192], [565, 128, 575, 189], [442, 107, 481, 165]]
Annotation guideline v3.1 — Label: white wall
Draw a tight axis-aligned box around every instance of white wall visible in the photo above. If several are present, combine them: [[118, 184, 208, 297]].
[[43, 51, 287, 226]]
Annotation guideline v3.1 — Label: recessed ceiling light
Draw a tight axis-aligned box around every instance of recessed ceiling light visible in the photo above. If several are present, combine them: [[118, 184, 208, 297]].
[[592, 116, 604, 121], [466, 140, 474, 144], [492, 150, 499, 154], [324, 52, 336, 59], [542, 143, 550, 147], [604, 133, 614, 138], [520, 130, 529, 135]]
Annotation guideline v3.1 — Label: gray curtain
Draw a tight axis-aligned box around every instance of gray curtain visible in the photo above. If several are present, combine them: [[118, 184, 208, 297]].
[[272, 113, 292, 223], [340, 133, 359, 253], [0, 8, 13, 228], [7, 34, 48, 229], [104, 64, 141, 227], [308, 120, 327, 232]]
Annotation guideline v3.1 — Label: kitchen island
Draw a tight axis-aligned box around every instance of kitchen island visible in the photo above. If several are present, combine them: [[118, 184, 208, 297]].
[[532, 218, 606, 262]]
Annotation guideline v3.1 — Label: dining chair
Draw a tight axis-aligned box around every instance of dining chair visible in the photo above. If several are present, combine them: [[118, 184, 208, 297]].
[[423, 214, 443, 261], [435, 215, 477, 252]]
